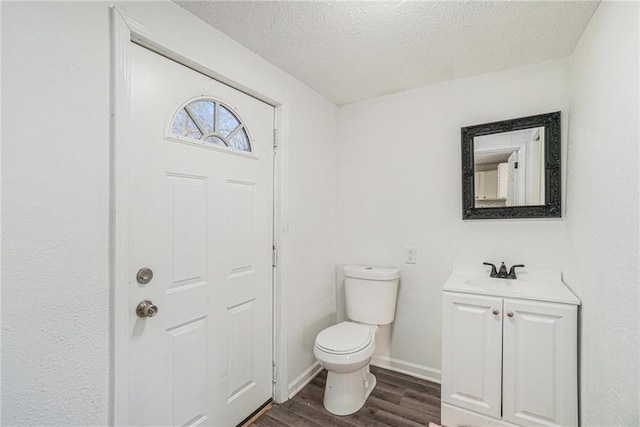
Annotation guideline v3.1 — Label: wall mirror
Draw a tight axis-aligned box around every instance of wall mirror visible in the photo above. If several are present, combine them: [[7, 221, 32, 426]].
[[461, 112, 561, 219]]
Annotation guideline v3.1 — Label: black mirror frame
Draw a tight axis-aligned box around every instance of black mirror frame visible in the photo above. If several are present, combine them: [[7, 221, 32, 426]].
[[461, 111, 561, 220]]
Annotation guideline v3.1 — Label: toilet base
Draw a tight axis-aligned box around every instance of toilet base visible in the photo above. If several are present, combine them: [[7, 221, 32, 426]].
[[322, 365, 377, 416]]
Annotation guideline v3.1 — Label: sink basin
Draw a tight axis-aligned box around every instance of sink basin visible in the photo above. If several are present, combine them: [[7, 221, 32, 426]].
[[465, 278, 522, 291], [464, 278, 539, 294]]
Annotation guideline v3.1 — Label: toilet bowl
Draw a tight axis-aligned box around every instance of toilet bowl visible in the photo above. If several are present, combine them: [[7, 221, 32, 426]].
[[314, 265, 400, 416], [314, 321, 378, 415]]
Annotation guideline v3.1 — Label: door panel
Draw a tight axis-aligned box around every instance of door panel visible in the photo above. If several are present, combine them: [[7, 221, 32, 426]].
[[168, 317, 208, 426], [442, 292, 503, 419], [502, 299, 578, 426], [128, 42, 274, 426], [168, 174, 207, 291]]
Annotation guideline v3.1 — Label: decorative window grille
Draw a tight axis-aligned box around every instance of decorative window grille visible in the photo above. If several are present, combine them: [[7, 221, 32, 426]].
[[169, 98, 252, 152]]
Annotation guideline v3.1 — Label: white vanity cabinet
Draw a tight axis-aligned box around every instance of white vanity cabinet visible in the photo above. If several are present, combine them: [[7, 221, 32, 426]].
[[441, 270, 580, 427]]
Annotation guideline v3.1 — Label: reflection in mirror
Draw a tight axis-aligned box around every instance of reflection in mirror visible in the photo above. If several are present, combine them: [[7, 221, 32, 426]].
[[474, 127, 545, 208], [461, 111, 561, 220]]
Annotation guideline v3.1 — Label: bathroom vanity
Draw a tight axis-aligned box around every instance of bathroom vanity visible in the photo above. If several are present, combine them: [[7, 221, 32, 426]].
[[441, 267, 580, 427]]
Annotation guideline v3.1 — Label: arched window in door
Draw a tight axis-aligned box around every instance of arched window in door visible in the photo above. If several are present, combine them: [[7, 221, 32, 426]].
[[168, 97, 252, 152]]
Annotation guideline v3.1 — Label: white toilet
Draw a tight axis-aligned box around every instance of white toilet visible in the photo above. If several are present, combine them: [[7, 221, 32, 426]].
[[314, 264, 400, 416]]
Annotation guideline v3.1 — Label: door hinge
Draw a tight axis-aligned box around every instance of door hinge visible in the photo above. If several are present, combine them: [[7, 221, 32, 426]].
[[272, 245, 278, 267], [514, 161, 519, 169], [272, 363, 277, 384], [273, 129, 279, 148]]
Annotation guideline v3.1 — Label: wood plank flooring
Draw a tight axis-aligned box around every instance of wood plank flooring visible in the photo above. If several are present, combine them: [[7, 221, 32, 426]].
[[251, 366, 441, 427]]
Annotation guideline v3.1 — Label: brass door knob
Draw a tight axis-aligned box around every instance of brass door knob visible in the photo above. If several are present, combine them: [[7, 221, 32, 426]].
[[492, 309, 500, 315], [507, 311, 514, 318], [136, 300, 158, 318]]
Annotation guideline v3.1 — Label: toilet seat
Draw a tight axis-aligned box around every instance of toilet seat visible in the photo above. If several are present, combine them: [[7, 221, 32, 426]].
[[315, 321, 373, 355]]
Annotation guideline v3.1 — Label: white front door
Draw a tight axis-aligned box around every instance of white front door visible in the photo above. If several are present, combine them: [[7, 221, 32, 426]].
[[127, 43, 274, 426]]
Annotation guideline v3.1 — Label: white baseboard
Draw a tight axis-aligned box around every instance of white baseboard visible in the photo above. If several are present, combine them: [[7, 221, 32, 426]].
[[371, 355, 441, 384], [287, 361, 323, 399]]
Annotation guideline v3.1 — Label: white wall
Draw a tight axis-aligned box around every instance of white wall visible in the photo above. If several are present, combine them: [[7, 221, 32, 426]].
[[2, 2, 338, 424], [564, 2, 639, 425], [337, 59, 571, 379], [280, 74, 338, 390], [2, 3, 111, 424]]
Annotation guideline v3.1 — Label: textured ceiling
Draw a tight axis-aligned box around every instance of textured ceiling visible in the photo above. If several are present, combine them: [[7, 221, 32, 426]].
[[176, 1, 599, 105]]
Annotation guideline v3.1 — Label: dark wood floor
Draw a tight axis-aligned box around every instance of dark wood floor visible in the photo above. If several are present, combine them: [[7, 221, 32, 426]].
[[252, 366, 441, 427]]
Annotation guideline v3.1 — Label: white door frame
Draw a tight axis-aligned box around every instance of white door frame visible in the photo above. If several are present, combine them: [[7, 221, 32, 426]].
[[111, 8, 290, 425]]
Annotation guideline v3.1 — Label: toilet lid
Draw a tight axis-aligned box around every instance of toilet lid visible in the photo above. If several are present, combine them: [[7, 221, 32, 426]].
[[315, 322, 373, 354]]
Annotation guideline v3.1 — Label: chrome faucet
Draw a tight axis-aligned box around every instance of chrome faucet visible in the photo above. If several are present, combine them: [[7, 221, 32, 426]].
[[483, 262, 525, 279]]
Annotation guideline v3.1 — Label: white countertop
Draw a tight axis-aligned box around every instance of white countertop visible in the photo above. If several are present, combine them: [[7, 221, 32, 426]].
[[443, 264, 580, 305]]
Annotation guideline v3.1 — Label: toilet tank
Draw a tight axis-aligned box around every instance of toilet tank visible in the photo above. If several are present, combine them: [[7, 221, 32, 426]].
[[344, 265, 400, 325]]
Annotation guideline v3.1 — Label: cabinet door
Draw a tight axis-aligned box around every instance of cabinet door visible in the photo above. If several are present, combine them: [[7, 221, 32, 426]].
[[502, 299, 578, 426], [497, 163, 508, 199], [483, 170, 499, 199], [442, 292, 503, 419]]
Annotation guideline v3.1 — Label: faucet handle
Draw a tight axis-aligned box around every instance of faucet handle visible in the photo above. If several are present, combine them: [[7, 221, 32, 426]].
[[483, 262, 498, 278], [507, 264, 525, 279]]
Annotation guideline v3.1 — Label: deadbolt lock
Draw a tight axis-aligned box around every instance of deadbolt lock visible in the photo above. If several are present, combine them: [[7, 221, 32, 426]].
[[136, 300, 158, 318], [136, 267, 154, 284]]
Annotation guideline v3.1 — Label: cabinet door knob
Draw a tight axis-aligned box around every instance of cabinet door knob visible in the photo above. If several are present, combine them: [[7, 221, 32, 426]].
[[507, 311, 514, 318], [492, 309, 499, 315]]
